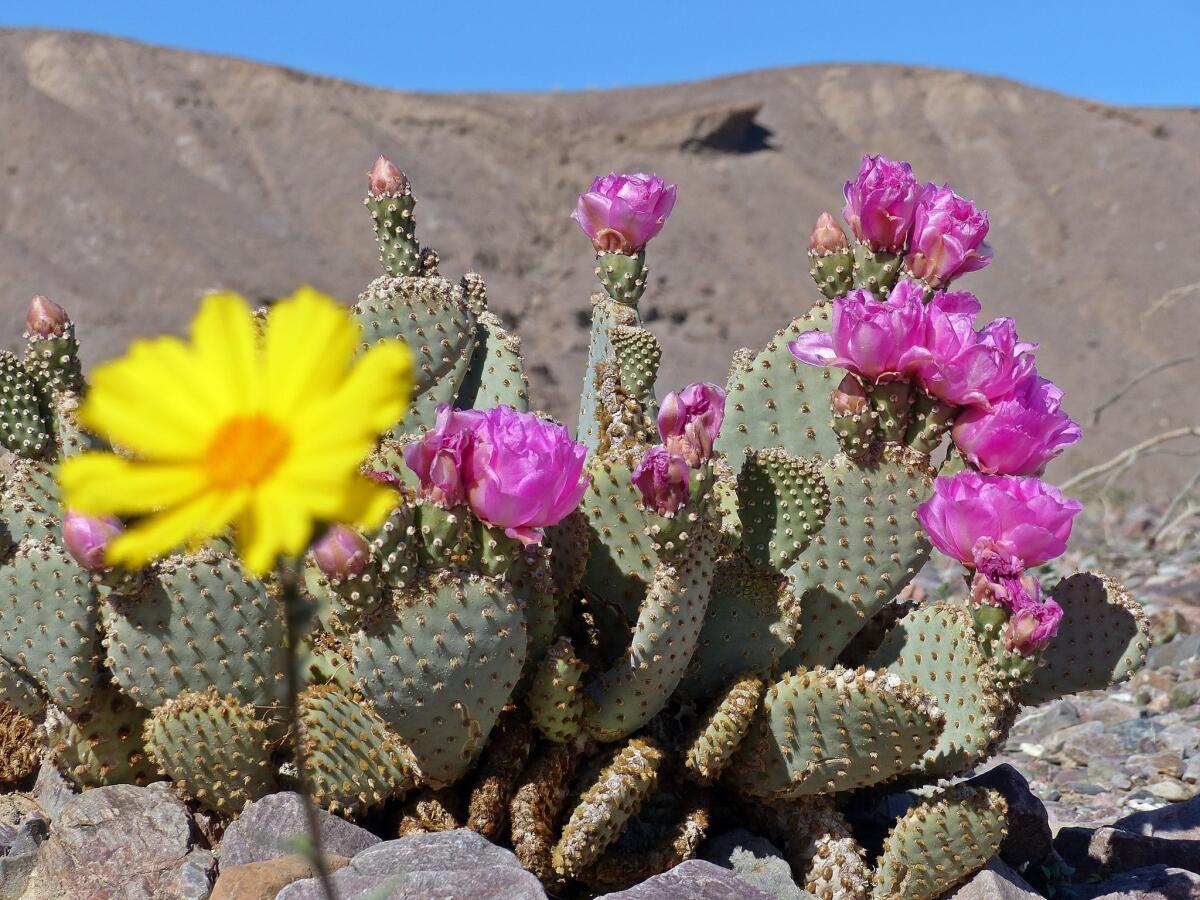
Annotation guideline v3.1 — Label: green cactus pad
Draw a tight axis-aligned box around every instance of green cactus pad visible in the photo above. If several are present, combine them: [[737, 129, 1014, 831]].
[[0, 458, 62, 553], [0, 654, 42, 717], [305, 556, 382, 635], [596, 250, 649, 305], [867, 602, 1010, 779], [352, 568, 526, 786], [579, 292, 650, 456], [552, 736, 665, 880], [51, 683, 158, 788], [1018, 572, 1151, 707], [850, 244, 901, 296], [144, 689, 277, 814], [872, 785, 1008, 900], [508, 551, 559, 667], [24, 322, 85, 396], [716, 304, 843, 467], [353, 274, 476, 434], [730, 666, 944, 799], [683, 674, 764, 784], [0, 352, 50, 459], [105, 549, 286, 711], [510, 741, 582, 892], [610, 324, 661, 435], [529, 637, 587, 744], [782, 447, 934, 668], [47, 391, 91, 459], [583, 525, 719, 742], [543, 509, 590, 606], [458, 309, 531, 412], [366, 189, 422, 277], [738, 447, 831, 570], [298, 684, 416, 817], [680, 557, 801, 700], [810, 248, 854, 299], [904, 390, 957, 455], [369, 500, 419, 591], [466, 705, 535, 840], [869, 381, 915, 445], [0, 538, 101, 710]]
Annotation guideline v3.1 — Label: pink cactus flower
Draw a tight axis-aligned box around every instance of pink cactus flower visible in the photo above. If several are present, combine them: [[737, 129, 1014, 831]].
[[917, 472, 1082, 577], [810, 212, 849, 255], [904, 183, 993, 287], [571, 172, 677, 254], [657, 382, 726, 466], [1003, 587, 1063, 657], [403, 405, 482, 509], [313, 524, 371, 578], [26, 294, 69, 339], [842, 154, 920, 252], [787, 282, 926, 383], [953, 373, 1082, 476], [63, 509, 123, 572], [907, 290, 1037, 408], [632, 446, 691, 515]]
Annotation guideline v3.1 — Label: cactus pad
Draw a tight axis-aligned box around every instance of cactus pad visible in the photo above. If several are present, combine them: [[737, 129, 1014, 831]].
[[366, 188, 421, 277], [528, 637, 587, 743], [466, 705, 535, 839], [0, 352, 50, 459], [458, 309, 531, 412], [810, 248, 854, 300], [0, 458, 62, 553], [51, 683, 158, 788], [510, 741, 582, 892], [683, 674, 764, 784], [738, 447, 832, 569]]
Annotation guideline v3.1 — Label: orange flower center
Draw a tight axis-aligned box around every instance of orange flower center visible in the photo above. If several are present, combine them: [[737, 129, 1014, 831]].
[[204, 415, 291, 489]]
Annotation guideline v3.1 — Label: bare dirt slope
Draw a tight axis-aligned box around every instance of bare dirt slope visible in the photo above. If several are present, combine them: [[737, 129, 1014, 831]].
[[2, 29, 1198, 491]]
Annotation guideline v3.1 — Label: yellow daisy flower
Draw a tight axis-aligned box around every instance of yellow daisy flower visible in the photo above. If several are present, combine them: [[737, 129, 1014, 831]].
[[59, 287, 413, 574]]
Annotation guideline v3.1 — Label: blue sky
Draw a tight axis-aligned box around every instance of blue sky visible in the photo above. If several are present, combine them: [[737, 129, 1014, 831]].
[[2, 1, 1198, 106]]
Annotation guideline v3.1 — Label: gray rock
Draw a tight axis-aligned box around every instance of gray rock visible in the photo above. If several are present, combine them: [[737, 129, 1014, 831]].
[[1056, 826, 1200, 881], [967, 763, 1054, 870], [278, 868, 547, 899], [0, 812, 49, 900], [1071, 864, 1200, 899], [1115, 796, 1200, 840], [31, 761, 76, 820], [947, 858, 1041, 899], [219, 791, 380, 866], [33, 781, 215, 899], [595, 860, 777, 899], [350, 830, 523, 875], [1150, 634, 1200, 669], [703, 828, 815, 900]]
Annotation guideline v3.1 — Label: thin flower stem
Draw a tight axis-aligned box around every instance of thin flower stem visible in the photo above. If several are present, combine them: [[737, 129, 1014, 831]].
[[279, 559, 336, 900]]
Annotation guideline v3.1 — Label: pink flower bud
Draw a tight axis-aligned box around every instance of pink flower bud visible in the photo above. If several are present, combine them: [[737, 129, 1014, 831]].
[[842, 155, 919, 252], [904, 183, 992, 287], [313, 524, 370, 578], [63, 510, 123, 572], [831, 374, 869, 416], [368, 155, 408, 196], [632, 446, 691, 515], [810, 212, 849, 255], [658, 382, 726, 466], [571, 172, 677, 254], [26, 294, 69, 339]]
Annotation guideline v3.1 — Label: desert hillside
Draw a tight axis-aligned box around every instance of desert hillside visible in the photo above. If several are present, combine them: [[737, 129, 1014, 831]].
[[2, 29, 1198, 493]]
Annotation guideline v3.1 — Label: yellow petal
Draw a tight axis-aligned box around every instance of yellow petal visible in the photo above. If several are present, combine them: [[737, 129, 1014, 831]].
[[336, 477, 400, 530], [191, 292, 261, 414], [59, 453, 205, 516], [106, 488, 249, 569], [237, 486, 315, 574], [264, 287, 358, 417], [291, 341, 414, 445]]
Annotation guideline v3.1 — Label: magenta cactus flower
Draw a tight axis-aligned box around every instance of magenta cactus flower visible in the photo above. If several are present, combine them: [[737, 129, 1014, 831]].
[[787, 282, 925, 383], [464, 406, 589, 545], [403, 404, 482, 509], [917, 472, 1082, 577], [842, 154, 920, 252], [313, 524, 371, 578], [1003, 590, 1063, 657], [904, 183, 993, 287], [657, 382, 726, 466], [26, 294, 69, 339], [571, 172, 677, 254], [632, 446, 691, 515], [953, 373, 1082, 475], [62, 509, 123, 572], [907, 290, 1037, 407]]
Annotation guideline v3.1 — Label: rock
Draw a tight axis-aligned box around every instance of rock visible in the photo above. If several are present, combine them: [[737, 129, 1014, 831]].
[[219, 792, 380, 866], [1150, 781, 1193, 802], [1150, 634, 1200, 669], [1056, 826, 1200, 880], [276, 829, 546, 900], [1071, 864, 1200, 899], [1115, 796, 1200, 839], [966, 764, 1054, 869], [210, 853, 351, 900], [31, 761, 76, 820], [703, 828, 816, 900], [0, 812, 49, 900], [33, 781, 215, 899], [594, 860, 777, 899], [637, 102, 767, 153], [947, 858, 1041, 898], [1009, 699, 1081, 747]]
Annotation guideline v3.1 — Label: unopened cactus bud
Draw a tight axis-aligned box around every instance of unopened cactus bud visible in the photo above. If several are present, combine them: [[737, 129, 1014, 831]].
[[1002, 596, 1062, 657], [831, 373, 875, 458], [831, 373, 868, 416], [810, 212, 849, 255], [313, 524, 371, 578], [63, 509, 123, 571], [26, 294, 69, 339], [632, 446, 691, 515], [658, 382, 726, 467], [368, 155, 408, 196]]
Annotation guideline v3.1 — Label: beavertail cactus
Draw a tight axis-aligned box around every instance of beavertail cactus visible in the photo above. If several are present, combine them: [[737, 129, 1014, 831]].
[[0, 153, 1151, 899]]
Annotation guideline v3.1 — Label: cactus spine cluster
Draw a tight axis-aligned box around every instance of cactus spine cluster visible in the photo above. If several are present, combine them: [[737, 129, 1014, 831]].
[[0, 158, 1150, 900]]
